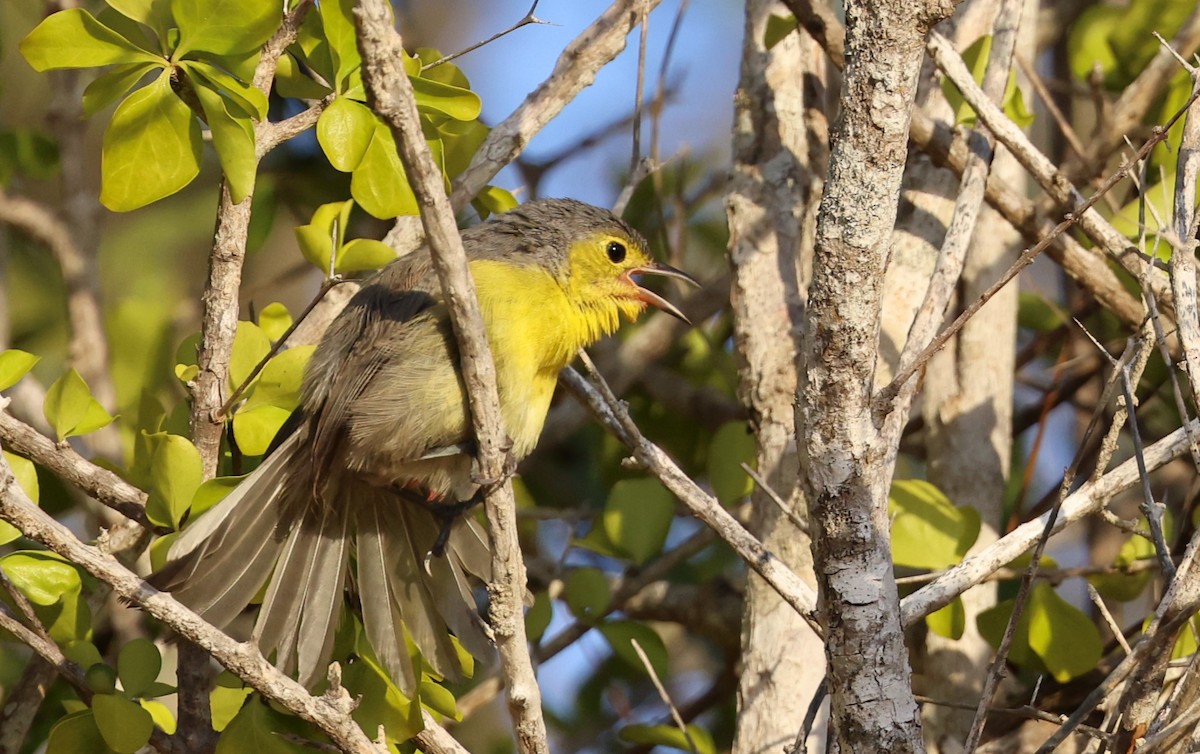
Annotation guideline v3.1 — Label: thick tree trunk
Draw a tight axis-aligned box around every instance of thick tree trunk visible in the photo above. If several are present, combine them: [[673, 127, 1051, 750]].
[[798, 0, 959, 751]]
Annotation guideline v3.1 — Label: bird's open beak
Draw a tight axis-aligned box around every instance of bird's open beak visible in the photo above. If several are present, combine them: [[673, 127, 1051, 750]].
[[629, 262, 700, 325]]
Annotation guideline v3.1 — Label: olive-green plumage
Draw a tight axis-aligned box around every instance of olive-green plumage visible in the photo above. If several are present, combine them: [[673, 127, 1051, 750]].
[[151, 199, 693, 693]]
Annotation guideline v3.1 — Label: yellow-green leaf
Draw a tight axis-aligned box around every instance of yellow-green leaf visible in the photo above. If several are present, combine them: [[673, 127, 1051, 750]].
[[889, 479, 980, 570], [351, 126, 418, 219], [43, 368, 115, 440], [82, 62, 160, 117], [20, 8, 161, 71], [317, 97, 375, 172], [100, 73, 202, 211], [0, 349, 39, 391], [603, 478, 675, 565], [172, 0, 281, 58], [190, 71, 257, 203], [0, 452, 39, 545]]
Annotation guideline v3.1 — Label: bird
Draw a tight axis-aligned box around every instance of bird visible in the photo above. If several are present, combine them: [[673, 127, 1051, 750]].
[[150, 198, 696, 694]]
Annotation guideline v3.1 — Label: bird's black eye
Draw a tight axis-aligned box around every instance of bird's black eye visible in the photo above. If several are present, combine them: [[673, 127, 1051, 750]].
[[606, 240, 627, 263]]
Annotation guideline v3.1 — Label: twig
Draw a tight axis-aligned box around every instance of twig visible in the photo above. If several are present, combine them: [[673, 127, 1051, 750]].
[[741, 462, 806, 533], [900, 415, 1199, 625], [420, 1, 552, 72], [564, 357, 819, 629], [0, 411, 155, 531], [629, 638, 697, 754], [218, 277, 351, 418], [446, 0, 665, 213], [629, 0, 650, 176], [353, 4, 548, 753], [189, 1, 312, 477], [893, 0, 1024, 383], [0, 443, 488, 754], [878, 34, 1195, 413], [1086, 584, 1131, 655]]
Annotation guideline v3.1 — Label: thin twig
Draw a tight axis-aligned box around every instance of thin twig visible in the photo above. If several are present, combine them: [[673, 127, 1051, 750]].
[[629, 638, 697, 754], [566, 356, 820, 628], [1086, 583, 1131, 655], [420, 1, 552, 72]]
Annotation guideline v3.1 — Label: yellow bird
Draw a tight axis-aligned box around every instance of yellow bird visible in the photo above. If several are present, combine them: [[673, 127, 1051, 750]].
[[152, 198, 695, 693]]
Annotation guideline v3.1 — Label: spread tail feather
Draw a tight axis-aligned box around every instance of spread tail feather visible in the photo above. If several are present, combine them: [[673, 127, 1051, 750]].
[[149, 433, 303, 628], [252, 502, 351, 687], [151, 432, 495, 693]]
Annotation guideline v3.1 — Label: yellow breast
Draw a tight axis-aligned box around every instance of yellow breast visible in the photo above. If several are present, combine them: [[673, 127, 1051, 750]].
[[469, 259, 614, 458]]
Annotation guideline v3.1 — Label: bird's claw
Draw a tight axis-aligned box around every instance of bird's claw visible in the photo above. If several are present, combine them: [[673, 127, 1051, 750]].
[[469, 437, 518, 490]]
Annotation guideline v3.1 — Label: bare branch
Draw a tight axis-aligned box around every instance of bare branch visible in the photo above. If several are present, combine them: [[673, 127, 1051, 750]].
[[354, 3, 548, 752]]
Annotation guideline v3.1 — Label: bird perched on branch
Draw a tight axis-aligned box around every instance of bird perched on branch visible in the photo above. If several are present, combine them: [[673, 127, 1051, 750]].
[[151, 198, 696, 693]]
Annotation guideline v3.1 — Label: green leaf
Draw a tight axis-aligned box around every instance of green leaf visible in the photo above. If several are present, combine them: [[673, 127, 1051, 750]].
[[295, 199, 354, 273], [86, 663, 119, 695], [64, 640, 104, 670], [764, 13, 798, 50], [0, 452, 38, 545], [926, 597, 965, 639], [564, 567, 612, 621], [107, 0, 173, 38], [0, 349, 39, 391], [275, 53, 332, 100], [603, 478, 675, 565], [438, 118, 488, 178], [351, 125, 419, 219], [183, 60, 269, 121], [525, 590, 552, 643], [472, 185, 519, 220], [210, 674, 252, 732], [1017, 292, 1068, 333], [620, 724, 716, 754], [20, 8, 161, 71], [978, 583, 1103, 682], [232, 405, 291, 456], [338, 239, 396, 273], [140, 699, 177, 734], [707, 421, 756, 505], [1, 551, 81, 606], [319, 0, 360, 90], [216, 696, 312, 754], [117, 638, 163, 697], [418, 680, 460, 720], [43, 368, 115, 440], [599, 620, 668, 679], [411, 76, 481, 121], [173, 0, 281, 57], [82, 62, 160, 117], [940, 36, 1034, 129], [145, 432, 203, 529], [1067, 5, 1122, 83], [182, 58, 267, 118], [93, 693, 154, 754], [241, 346, 314, 411], [101, 72, 202, 211], [190, 475, 243, 519], [190, 70, 257, 203], [1026, 583, 1103, 682], [258, 302, 293, 342], [342, 660, 422, 743], [46, 710, 117, 754], [317, 97, 376, 172], [229, 321, 272, 392], [1089, 528, 1159, 602], [889, 479, 980, 570]]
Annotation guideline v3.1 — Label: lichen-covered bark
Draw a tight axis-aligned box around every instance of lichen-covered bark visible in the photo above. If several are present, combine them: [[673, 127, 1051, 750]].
[[798, 0, 958, 751], [727, 2, 825, 752]]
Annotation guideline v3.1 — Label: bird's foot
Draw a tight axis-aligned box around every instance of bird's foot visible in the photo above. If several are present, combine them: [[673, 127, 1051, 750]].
[[469, 436, 518, 490]]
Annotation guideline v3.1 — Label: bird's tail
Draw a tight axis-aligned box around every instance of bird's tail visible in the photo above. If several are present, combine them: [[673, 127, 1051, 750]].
[[150, 432, 494, 693]]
